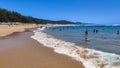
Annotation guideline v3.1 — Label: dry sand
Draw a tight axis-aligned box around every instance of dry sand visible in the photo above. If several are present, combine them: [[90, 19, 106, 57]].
[[0, 25, 84, 68]]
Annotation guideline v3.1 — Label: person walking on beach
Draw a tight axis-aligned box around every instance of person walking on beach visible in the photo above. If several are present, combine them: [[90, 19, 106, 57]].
[[85, 29, 88, 42]]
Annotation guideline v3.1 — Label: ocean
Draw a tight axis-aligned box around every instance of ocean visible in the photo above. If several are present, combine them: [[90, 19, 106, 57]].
[[31, 25, 120, 68], [44, 25, 120, 55]]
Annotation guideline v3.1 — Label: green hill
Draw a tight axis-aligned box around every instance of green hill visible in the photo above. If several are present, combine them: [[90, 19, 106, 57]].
[[0, 8, 79, 24]]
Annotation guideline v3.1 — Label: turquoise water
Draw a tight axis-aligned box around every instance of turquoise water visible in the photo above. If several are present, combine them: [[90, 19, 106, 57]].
[[44, 26, 120, 55]]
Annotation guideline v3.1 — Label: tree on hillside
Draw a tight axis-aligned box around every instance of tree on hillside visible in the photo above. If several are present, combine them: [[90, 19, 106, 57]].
[[0, 8, 76, 24]]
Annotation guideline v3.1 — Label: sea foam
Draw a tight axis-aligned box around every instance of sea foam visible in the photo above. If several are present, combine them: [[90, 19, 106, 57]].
[[31, 27, 120, 68]]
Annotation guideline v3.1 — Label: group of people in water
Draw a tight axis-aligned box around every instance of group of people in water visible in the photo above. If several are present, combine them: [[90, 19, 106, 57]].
[[40, 26, 120, 42], [85, 29, 100, 42], [85, 28, 120, 42]]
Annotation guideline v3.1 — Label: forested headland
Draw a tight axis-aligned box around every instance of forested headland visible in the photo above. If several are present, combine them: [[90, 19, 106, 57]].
[[0, 8, 81, 24]]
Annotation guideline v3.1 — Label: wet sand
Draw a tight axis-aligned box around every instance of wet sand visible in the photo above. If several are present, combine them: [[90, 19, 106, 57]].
[[0, 24, 36, 37], [0, 29, 84, 68]]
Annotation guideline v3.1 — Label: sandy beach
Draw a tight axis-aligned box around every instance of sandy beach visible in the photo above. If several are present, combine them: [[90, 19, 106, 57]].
[[0, 24, 37, 37], [0, 25, 84, 68]]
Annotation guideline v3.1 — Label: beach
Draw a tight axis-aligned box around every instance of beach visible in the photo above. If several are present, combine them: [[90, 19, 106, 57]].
[[0, 25, 84, 68], [0, 24, 37, 37], [33, 25, 120, 68]]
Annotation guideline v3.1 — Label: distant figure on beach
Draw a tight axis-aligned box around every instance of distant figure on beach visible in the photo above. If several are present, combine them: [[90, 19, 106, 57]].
[[85, 29, 88, 42]]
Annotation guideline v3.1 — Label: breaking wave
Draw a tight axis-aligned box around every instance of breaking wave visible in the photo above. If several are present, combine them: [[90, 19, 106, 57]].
[[31, 27, 120, 68]]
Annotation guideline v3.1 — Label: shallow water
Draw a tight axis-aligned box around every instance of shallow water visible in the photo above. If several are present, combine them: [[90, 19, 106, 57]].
[[44, 26, 120, 55], [32, 27, 120, 68]]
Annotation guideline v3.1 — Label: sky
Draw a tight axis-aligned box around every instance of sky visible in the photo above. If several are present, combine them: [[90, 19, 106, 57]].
[[0, 0, 120, 24]]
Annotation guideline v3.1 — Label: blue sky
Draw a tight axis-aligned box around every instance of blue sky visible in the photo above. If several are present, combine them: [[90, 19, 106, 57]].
[[0, 0, 120, 24]]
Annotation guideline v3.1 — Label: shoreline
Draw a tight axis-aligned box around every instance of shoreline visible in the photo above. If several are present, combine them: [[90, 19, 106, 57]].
[[0, 24, 37, 37], [1, 24, 120, 68], [32, 26, 120, 68], [0, 25, 84, 68]]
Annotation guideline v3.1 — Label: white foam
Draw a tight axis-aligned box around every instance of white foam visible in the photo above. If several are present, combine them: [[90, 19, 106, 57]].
[[31, 27, 120, 68]]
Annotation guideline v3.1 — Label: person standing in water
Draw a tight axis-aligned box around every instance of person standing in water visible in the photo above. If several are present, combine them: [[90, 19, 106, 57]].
[[93, 29, 98, 33], [117, 31, 119, 35], [85, 29, 88, 42], [93, 29, 96, 33], [96, 29, 98, 33]]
